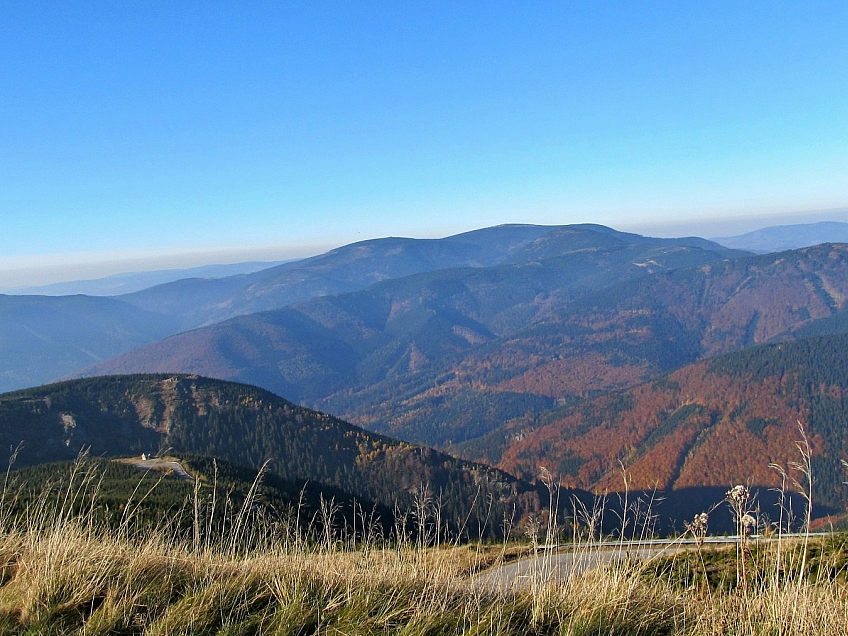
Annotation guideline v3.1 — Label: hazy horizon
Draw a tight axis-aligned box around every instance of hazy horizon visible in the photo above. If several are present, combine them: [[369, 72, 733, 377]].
[[4, 209, 848, 292]]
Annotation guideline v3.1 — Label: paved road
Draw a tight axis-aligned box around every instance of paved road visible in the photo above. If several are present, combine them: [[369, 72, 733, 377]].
[[115, 457, 194, 481], [475, 538, 737, 590]]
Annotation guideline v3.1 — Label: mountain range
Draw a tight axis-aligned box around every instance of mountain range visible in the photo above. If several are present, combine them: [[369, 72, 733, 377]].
[[116, 224, 565, 330], [0, 224, 741, 394], [78, 241, 848, 452], [3, 220, 848, 526], [0, 225, 556, 393], [712, 220, 848, 253]]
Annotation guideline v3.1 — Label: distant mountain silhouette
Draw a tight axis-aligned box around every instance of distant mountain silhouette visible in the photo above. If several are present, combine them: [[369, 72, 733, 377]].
[[3, 260, 289, 296], [713, 220, 848, 253]]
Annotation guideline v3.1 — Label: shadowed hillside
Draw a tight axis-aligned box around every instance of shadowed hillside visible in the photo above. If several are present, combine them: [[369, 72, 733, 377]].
[[0, 295, 178, 393], [0, 375, 544, 537]]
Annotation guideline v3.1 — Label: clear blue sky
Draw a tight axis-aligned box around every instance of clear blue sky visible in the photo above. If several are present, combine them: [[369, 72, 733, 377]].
[[2, 1, 848, 285]]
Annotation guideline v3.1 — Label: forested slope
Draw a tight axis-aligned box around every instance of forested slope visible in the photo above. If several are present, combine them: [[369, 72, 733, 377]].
[[0, 375, 541, 536], [457, 333, 848, 514]]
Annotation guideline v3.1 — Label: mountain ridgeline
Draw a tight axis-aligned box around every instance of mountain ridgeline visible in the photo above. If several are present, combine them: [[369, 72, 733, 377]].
[[0, 224, 742, 395], [0, 375, 542, 537], [81, 242, 848, 453], [116, 224, 567, 330]]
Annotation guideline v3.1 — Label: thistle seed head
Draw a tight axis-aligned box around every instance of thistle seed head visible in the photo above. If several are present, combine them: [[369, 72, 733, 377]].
[[685, 512, 709, 546], [741, 514, 757, 535], [726, 484, 749, 507]]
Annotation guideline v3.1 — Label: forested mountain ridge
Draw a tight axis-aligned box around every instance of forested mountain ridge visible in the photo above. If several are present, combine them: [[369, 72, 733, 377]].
[[81, 243, 848, 451], [117, 223, 742, 331], [0, 223, 740, 396], [457, 332, 848, 514], [0, 374, 541, 535], [116, 224, 562, 330]]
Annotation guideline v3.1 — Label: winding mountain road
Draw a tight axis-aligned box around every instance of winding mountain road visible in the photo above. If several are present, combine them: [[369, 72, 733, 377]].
[[476, 538, 742, 590], [116, 456, 194, 481]]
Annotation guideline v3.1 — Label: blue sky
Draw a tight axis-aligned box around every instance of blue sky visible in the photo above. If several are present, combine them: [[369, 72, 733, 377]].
[[2, 2, 848, 286]]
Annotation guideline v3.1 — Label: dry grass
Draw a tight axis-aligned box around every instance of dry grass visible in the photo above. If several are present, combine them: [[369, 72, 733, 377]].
[[0, 523, 683, 635], [0, 452, 846, 634], [0, 504, 846, 634]]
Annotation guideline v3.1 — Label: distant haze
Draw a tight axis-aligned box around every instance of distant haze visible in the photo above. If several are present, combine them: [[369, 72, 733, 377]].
[[626, 207, 848, 240], [0, 243, 332, 291], [4, 210, 848, 292], [711, 221, 848, 253], [2, 261, 294, 297]]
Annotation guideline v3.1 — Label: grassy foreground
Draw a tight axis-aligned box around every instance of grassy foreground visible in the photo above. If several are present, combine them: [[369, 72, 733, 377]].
[[0, 459, 846, 634], [1, 523, 847, 635]]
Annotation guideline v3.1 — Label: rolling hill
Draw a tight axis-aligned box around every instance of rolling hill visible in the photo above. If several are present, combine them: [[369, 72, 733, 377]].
[[0, 374, 540, 537]]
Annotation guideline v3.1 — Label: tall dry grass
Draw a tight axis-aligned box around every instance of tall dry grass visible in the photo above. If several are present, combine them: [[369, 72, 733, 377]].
[[0, 442, 845, 634]]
